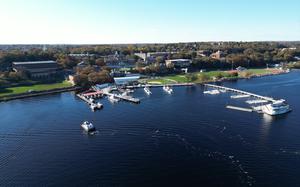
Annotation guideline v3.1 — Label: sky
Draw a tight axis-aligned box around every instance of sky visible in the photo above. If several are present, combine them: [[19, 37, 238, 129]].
[[0, 0, 299, 44]]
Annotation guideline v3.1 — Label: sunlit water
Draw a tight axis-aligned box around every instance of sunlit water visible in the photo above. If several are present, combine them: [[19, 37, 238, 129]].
[[0, 70, 299, 186]]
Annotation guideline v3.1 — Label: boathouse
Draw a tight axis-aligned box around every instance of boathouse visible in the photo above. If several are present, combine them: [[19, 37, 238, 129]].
[[12, 60, 60, 78]]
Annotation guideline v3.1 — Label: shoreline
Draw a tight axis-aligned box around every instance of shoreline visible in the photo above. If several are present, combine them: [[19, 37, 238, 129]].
[[0, 86, 81, 102], [0, 69, 292, 102]]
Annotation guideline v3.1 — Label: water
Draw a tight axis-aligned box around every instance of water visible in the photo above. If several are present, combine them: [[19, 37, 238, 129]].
[[0, 71, 300, 186]]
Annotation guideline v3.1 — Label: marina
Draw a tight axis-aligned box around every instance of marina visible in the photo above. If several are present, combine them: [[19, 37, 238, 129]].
[[204, 84, 276, 102], [76, 83, 194, 109], [204, 83, 291, 116]]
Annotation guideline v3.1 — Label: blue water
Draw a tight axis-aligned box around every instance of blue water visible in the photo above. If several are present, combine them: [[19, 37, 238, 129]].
[[0, 71, 300, 186]]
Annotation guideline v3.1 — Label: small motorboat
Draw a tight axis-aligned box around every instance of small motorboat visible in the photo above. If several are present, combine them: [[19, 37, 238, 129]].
[[203, 89, 220, 95], [108, 95, 120, 103], [144, 87, 152, 95], [81, 121, 96, 132], [90, 102, 103, 111]]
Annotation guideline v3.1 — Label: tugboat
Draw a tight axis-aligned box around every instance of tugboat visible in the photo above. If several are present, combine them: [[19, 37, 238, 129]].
[[81, 121, 96, 132], [144, 86, 152, 95]]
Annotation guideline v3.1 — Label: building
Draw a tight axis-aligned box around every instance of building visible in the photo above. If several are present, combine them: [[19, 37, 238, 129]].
[[165, 59, 192, 68], [236, 66, 247, 71], [197, 50, 209, 57], [68, 53, 95, 57], [134, 52, 178, 63], [12, 60, 60, 78], [210, 50, 225, 60], [113, 75, 140, 85]]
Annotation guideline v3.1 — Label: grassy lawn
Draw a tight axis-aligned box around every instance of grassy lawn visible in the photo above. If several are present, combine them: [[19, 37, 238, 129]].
[[244, 68, 271, 74], [144, 68, 275, 84], [0, 81, 72, 97]]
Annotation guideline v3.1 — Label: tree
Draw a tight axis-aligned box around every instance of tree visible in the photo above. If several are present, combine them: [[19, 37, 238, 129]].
[[95, 58, 106, 66]]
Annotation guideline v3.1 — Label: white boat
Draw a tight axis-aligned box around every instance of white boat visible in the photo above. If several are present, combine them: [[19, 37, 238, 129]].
[[203, 89, 220, 95], [90, 102, 103, 111], [81, 121, 96, 132], [126, 89, 134, 93], [108, 95, 120, 103], [144, 87, 152, 95], [261, 99, 291, 115], [163, 85, 173, 94]]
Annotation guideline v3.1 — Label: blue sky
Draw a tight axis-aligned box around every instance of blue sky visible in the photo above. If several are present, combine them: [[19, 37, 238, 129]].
[[0, 0, 299, 44]]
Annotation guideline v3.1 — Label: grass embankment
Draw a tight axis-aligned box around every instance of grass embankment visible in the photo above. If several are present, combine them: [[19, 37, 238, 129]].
[[144, 68, 280, 84], [0, 81, 73, 97]]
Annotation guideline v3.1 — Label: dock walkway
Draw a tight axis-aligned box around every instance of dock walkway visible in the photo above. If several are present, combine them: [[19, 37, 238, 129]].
[[126, 83, 194, 89], [204, 84, 276, 102]]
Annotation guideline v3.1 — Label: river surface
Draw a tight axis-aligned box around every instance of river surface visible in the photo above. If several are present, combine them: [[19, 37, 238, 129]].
[[0, 71, 300, 186]]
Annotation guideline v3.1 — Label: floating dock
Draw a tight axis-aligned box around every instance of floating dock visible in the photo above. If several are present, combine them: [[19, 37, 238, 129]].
[[231, 94, 250, 99], [76, 94, 103, 111], [246, 100, 269, 104], [226, 105, 253, 112], [105, 92, 140, 103], [204, 84, 276, 102]]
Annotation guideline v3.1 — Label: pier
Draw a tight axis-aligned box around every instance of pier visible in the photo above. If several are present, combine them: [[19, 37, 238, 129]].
[[226, 105, 253, 112], [76, 94, 103, 110], [91, 86, 140, 104], [204, 84, 276, 102], [82, 90, 103, 98], [104, 92, 140, 103], [125, 83, 194, 89]]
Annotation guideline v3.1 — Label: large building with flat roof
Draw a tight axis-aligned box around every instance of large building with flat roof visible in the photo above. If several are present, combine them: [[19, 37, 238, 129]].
[[12, 60, 60, 78], [165, 59, 192, 68]]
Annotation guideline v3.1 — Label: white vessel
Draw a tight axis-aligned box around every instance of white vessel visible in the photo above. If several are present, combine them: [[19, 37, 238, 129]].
[[81, 121, 96, 132], [261, 100, 291, 115], [144, 87, 152, 95], [90, 102, 103, 111], [203, 89, 220, 95], [126, 89, 134, 93], [163, 85, 173, 94], [108, 95, 120, 103]]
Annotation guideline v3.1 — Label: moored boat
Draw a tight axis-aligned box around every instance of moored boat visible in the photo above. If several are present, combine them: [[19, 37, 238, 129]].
[[144, 87, 152, 95], [163, 85, 173, 94], [261, 99, 291, 115]]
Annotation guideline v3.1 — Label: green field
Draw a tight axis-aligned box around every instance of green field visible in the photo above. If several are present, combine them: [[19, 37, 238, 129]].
[[0, 81, 73, 97], [144, 68, 274, 84]]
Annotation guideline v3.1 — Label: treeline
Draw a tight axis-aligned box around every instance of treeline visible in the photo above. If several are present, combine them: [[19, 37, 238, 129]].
[[73, 66, 113, 88], [1, 42, 300, 73]]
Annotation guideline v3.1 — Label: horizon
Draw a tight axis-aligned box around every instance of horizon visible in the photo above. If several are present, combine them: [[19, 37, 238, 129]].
[[0, 0, 300, 44]]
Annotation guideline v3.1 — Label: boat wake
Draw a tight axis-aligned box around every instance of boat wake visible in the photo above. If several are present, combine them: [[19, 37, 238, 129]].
[[150, 129, 256, 186]]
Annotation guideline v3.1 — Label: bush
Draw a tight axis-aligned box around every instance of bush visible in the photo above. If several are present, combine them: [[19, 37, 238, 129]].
[[198, 73, 210, 82], [186, 74, 198, 82], [240, 71, 253, 78]]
